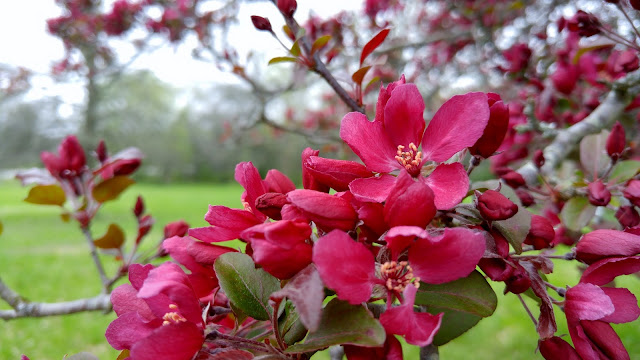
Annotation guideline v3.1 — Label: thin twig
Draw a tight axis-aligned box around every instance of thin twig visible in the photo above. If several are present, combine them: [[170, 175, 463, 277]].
[[517, 293, 538, 327], [0, 292, 111, 320], [81, 227, 110, 292]]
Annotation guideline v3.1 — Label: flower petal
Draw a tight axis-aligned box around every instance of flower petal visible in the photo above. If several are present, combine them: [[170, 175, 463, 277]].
[[350, 174, 396, 203], [379, 285, 443, 346], [304, 156, 373, 192], [409, 228, 485, 284], [106, 312, 159, 350], [340, 112, 400, 173], [421, 92, 490, 162], [600, 287, 640, 324], [565, 283, 614, 322], [383, 84, 425, 149], [423, 163, 469, 210], [384, 171, 436, 228], [129, 322, 203, 360], [576, 229, 640, 264], [287, 189, 358, 231], [385, 226, 428, 260], [581, 256, 640, 286], [312, 230, 376, 304]]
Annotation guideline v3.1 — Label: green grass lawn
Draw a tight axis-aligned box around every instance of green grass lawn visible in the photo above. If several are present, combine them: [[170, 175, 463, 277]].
[[1, 180, 639, 359]]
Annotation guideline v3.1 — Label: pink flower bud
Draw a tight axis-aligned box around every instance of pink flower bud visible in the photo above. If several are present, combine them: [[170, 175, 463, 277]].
[[623, 179, 640, 207], [277, 0, 297, 17], [606, 121, 626, 160], [539, 337, 581, 360], [505, 265, 531, 294], [551, 61, 579, 95], [500, 170, 526, 188], [164, 220, 190, 239], [96, 140, 108, 163], [477, 190, 519, 221], [533, 149, 545, 168], [576, 229, 640, 264], [567, 10, 601, 37], [468, 93, 509, 158], [255, 192, 289, 220], [516, 189, 535, 207], [133, 196, 144, 218], [524, 215, 555, 250], [616, 205, 640, 228], [588, 180, 611, 207], [250, 15, 272, 32]]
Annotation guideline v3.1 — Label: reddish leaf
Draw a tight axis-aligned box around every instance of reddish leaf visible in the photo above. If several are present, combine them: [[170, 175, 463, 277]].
[[268, 57, 299, 65], [282, 25, 295, 40], [311, 35, 331, 55], [24, 184, 66, 206], [94, 223, 125, 249], [351, 66, 372, 86], [270, 265, 324, 332], [360, 28, 390, 66], [92, 176, 135, 203]]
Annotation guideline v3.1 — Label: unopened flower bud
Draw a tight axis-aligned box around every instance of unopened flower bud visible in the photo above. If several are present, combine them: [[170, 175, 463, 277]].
[[516, 189, 535, 207], [539, 337, 581, 360], [631, 0, 640, 10], [500, 170, 526, 188], [469, 93, 509, 158], [533, 149, 545, 169], [606, 121, 626, 160], [623, 179, 640, 207], [256, 192, 289, 220], [96, 140, 108, 163], [133, 196, 144, 218], [250, 15, 272, 32], [524, 215, 555, 250], [587, 180, 611, 206], [277, 0, 297, 18], [477, 190, 519, 221], [616, 205, 640, 228], [505, 265, 531, 294]]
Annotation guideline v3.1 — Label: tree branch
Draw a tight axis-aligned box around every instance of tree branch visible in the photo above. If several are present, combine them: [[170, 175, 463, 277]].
[[518, 68, 640, 184], [0, 276, 111, 321]]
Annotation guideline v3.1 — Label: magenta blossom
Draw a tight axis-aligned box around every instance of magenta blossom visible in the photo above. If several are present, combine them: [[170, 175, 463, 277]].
[[342, 76, 490, 210], [106, 263, 205, 360]]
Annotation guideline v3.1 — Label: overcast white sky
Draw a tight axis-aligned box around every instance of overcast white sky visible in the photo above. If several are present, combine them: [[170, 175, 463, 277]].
[[0, 0, 361, 94]]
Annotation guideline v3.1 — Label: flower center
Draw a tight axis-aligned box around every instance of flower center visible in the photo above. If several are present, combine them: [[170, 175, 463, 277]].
[[380, 261, 420, 293], [395, 143, 422, 177], [162, 304, 187, 326]]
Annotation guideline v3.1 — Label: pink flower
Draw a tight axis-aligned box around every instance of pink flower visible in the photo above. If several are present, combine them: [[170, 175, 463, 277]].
[[40, 135, 86, 180], [106, 263, 205, 360]]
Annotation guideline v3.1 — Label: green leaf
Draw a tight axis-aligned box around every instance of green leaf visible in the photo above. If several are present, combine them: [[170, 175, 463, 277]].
[[93, 223, 125, 249], [311, 35, 331, 55], [609, 160, 640, 183], [580, 130, 610, 179], [24, 184, 66, 206], [268, 56, 299, 65], [290, 40, 301, 57], [415, 271, 497, 345], [560, 196, 596, 231], [92, 176, 135, 203], [116, 350, 129, 360], [351, 66, 372, 86], [279, 301, 308, 345], [364, 76, 381, 93], [285, 298, 385, 353], [214, 253, 280, 321]]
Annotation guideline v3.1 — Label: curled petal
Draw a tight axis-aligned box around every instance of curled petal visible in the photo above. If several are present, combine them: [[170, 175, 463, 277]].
[[379, 285, 443, 346], [287, 189, 358, 231]]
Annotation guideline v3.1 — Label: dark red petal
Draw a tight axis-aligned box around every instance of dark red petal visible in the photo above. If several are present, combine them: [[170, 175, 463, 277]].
[[576, 229, 640, 264], [600, 287, 640, 324], [129, 322, 204, 360], [379, 285, 443, 346], [384, 171, 436, 228], [234, 162, 268, 221], [287, 189, 358, 231], [304, 156, 373, 192], [424, 163, 469, 210], [375, 75, 406, 124], [581, 256, 640, 286], [382, 84, 426, 149], [469, 97, 509, 158], [264, 169, 296, 193], [301, 148, 330, 192], [575, 320, 630, 360], [539, 336, 581, 360], [340, 112, 400, 173], [349, 174, 396, 203], [421, 92, 490, 162], [409, 228, 485, 284], [106, 312, 159, 350], [565, 283, 614, 322], [312, 230, 377, 304]]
